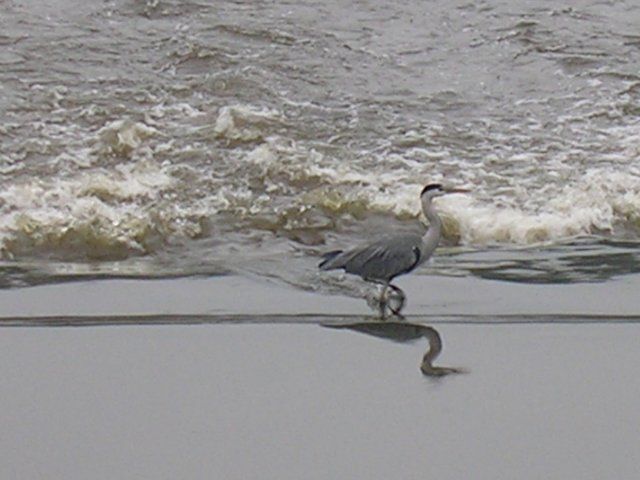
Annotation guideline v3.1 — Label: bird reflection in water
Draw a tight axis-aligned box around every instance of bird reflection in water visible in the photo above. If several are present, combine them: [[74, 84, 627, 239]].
[[322, 321, 467, 377]]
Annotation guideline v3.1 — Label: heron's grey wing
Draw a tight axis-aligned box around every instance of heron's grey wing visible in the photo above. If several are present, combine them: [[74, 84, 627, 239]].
[[341, 234, 422, 281]]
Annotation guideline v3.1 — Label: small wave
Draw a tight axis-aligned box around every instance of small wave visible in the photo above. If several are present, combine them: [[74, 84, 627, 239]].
[[0, 161, 207, 260], [96, 119, 159, 157], [279, 160, 640, 246], [440, 169, 640, 244], [213, 104, 284, 143]]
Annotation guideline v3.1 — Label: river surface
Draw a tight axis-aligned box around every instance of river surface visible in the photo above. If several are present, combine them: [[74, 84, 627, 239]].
[[2, 322, 639, 480], [3, 5, 640, 478], [2, 0, 640, 294]]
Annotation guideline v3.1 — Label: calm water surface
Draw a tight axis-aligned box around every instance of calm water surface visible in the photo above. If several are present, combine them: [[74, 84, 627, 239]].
[[1, 323, 639, 480]]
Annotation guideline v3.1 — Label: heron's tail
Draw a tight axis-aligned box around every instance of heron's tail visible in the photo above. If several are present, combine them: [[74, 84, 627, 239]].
[[318, 250, 344, 270]]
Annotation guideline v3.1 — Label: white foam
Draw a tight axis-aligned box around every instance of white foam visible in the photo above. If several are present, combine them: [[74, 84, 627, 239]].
[[0, 161, 209, 260], [96, 119, 159, 157], [291, 147, 640, 245], [438, 168, 640, 244], [214, 105, 283, 142], [7, 109, 636, 260]]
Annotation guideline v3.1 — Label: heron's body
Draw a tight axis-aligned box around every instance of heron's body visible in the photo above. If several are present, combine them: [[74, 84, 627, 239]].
[[319, 183, 466, 316], [320, 233, 423, 282]]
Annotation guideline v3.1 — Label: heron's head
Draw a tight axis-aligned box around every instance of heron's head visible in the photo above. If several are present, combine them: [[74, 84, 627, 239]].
[[420, 183, 469, 200]]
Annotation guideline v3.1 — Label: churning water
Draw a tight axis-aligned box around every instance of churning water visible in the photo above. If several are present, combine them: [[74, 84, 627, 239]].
[[2, 0, 640, 290]]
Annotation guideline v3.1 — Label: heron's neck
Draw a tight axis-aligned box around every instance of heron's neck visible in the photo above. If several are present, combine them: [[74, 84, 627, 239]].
[[421, 197, 442, 241]]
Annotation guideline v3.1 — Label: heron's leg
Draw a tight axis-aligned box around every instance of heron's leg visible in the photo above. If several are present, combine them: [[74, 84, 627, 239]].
[[378, 283, 389, 318], [387, 284, 406, 317]]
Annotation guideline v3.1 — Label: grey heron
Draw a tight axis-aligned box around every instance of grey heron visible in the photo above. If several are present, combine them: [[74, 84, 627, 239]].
[[319, 183, 469, 316]]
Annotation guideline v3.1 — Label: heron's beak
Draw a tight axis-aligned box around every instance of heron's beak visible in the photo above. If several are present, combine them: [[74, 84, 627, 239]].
[[444, 187, 470, 194]]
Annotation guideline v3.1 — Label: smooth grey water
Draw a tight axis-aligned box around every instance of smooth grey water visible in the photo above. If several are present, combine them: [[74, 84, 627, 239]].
[[1, 323, 639, 480], [2, 1, 640, 291], [2, 272, 640, 319]]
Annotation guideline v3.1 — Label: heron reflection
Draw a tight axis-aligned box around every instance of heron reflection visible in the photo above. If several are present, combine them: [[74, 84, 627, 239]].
[[322, 320, 467, 377]]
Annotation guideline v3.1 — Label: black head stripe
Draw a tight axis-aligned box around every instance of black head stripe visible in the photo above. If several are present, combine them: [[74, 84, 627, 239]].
[[421, 183, 443, 196]]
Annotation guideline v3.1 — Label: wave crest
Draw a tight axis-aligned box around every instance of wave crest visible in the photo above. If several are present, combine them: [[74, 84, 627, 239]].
[[0, 162, 207, 260]]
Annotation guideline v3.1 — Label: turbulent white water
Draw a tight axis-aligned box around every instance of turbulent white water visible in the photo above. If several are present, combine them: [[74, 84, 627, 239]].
[[1, 0, 640, 286]]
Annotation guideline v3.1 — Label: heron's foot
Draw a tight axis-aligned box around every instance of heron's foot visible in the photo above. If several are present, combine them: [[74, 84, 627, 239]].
[[377, 296, 388, 319], [372, 284, 406, 319], [387, 284, 406, 318], [371, 285, 389, 319]]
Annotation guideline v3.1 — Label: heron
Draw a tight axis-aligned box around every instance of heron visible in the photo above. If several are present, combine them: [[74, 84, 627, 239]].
[[319, 183, 469, 317]]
